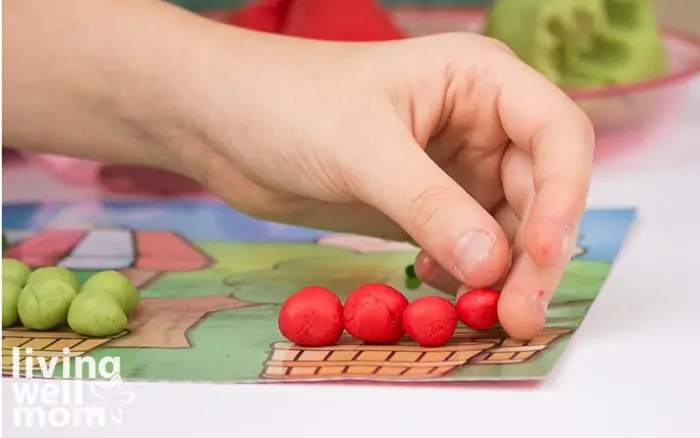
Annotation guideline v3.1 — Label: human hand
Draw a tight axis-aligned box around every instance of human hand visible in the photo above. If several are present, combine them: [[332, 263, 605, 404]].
[[181, 29, 593, 340], [3, 0, 592, 340]]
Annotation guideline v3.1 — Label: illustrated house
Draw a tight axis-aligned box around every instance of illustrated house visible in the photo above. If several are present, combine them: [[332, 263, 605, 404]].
[[4, 228, 211, 287]]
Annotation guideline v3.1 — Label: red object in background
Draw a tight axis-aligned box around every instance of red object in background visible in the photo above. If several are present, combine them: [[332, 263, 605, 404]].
[[283, 0, 405, 41], [98, 165, 205, 196], [2, 148, 22, 163], [223, 0, 292, 33], [202, 0, 405, 41]]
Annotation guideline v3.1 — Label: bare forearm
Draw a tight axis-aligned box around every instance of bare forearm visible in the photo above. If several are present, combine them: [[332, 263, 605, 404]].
[[2, 0, 230, 171]]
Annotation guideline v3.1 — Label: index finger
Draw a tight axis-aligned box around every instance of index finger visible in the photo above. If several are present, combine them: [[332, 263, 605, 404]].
[[491, 51, 595, 267]]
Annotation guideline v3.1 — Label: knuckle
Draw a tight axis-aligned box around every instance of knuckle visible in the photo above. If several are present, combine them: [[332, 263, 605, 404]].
[[406, 185, 456, 232], [427, 32, 484, 57], [479, 36, 516, 56], [432, 33, 514, 56]]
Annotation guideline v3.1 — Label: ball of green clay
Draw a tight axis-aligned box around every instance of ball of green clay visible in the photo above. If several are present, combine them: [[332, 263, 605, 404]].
[[2, 258, 32, 287], [27, 266, 80, 291], [67, 291, 127, 337], [2, 278, 22, 327], [17, 279, 77, 330], [79, 270, 139, 314]]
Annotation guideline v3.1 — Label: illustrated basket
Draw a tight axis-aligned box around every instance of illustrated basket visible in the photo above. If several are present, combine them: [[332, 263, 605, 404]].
[[2, 327, 128, 376], [262, 327, 571, 380], [462, 327, 570, 364]]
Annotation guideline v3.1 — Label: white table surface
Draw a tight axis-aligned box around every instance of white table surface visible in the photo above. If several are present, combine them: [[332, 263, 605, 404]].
[[3, 78, 700, 438]]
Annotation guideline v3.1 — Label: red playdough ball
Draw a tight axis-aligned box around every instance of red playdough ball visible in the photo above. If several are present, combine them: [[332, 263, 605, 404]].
[[402, 296, 458, 347], [278, 286, 344, 346], [456, 288, 500, 330], [343, 283, 409, 344]]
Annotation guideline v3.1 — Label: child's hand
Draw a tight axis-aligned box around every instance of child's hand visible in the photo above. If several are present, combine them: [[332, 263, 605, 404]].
[[4, 0, 592, 340], [192, 31, 593, 340]]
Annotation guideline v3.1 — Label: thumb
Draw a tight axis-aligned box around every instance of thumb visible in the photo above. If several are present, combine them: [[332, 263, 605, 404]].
[[349, 127, 509, 288]]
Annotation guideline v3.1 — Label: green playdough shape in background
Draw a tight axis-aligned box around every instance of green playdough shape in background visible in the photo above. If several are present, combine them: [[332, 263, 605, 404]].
[[27, 266, 80, 291], [68, 292, 127, 337], [2, 258, 31, 287], [484, 0, 667, 87], [80, 270, 140, 314], [3, 279, 22, 328], [18, 279, 77, 330]]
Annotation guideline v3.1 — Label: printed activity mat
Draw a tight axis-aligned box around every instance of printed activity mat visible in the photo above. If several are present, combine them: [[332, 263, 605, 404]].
[[2, 200, 636, 382]]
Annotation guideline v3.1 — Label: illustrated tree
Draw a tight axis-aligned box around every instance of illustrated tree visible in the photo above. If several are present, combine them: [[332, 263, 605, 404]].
[[224, 251, 453, 305]]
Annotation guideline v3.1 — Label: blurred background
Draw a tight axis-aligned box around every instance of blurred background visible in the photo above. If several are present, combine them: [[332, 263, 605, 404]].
[[172, 0, 699, 35], [657, 0, 700, 35], [4, 0, 698, 197]]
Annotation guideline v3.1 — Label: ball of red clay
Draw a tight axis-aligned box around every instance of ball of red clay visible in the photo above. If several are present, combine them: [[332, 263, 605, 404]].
[[278, 286, 344, 347], [343, 283, 409, 344], [456, 288, 500, 330], [402, 296, 457, 347]]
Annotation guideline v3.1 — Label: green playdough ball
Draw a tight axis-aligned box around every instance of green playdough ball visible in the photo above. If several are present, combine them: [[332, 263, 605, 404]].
[[68, 291, 127, 337], [2, 278, 22, 328], [27, 266, 80, 291], [79, 270, 139, 314], [2, 258, 32, 287], [17, 279, 77, 330]]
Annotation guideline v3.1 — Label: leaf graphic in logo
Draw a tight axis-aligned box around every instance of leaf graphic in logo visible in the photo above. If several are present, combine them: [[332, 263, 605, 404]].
[[89, 377, 114, 401], [109, 406, 125, 424], [88, 373, 135, 424]]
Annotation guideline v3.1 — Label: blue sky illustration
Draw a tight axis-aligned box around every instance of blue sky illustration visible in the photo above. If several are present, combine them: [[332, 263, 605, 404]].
[[3, 201, 636, 262]]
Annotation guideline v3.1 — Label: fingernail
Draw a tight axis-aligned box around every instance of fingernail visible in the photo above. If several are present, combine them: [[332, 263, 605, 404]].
[[531, 290, 549, 319], [453, 229, 496, 281]]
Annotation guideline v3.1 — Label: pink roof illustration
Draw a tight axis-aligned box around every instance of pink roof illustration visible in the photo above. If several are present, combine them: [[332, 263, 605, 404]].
[[4, 228, 210, 271]]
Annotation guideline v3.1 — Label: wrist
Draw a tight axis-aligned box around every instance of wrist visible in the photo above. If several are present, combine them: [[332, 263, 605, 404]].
[[88, 0, 231, 175], [98, 2, 291, 184], [3, 0, 234, 177]]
